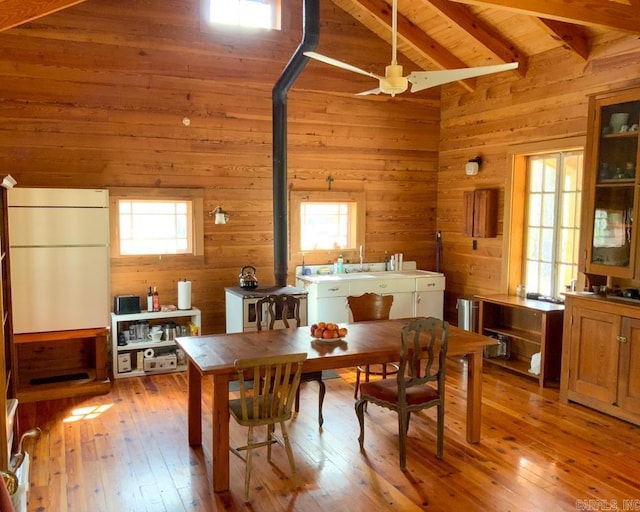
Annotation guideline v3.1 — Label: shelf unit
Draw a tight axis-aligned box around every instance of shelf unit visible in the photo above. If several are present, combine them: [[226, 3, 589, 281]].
[[477, 294, 564, 386], [0, 186, 15, 469], [110, 308, 201, 379]]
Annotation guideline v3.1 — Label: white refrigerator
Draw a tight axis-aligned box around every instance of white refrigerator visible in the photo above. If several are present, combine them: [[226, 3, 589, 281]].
[[8, 188, 110, 334]]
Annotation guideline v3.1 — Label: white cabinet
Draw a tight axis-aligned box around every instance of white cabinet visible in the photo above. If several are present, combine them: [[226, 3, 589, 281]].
[[349, 277, 415, 319], [303, 280, 350, 324], [414, 275, 445, 319], [110, 308, 201, 378], [298, 270, 445, 323]]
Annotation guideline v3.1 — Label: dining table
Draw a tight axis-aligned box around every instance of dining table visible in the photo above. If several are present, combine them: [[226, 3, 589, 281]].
[[176, 318, 496, 493]]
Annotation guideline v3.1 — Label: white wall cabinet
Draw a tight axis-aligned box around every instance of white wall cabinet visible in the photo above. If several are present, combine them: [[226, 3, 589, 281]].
[[110, 308, 201, 379]]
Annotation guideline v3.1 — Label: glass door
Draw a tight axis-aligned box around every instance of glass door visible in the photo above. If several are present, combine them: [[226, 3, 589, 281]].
[[586, 94, 640, 278]]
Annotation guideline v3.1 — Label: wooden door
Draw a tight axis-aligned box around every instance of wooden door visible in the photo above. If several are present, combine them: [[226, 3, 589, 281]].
[[567, 305, 620, 404], [618, 317, 640, 415]]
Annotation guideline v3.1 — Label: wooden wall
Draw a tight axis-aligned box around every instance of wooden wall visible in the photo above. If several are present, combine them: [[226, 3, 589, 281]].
[[437, 33, 640, 322], [0, 0, 441, 334]]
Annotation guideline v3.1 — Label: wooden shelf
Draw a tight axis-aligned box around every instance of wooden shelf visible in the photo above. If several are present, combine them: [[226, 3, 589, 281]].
[[483, 326, 542, 345], [477, 294, 564, 387], [484, 356, 538, 380]]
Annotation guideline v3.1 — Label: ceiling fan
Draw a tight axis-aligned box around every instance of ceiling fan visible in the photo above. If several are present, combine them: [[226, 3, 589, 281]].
[[304, 0, 518, 97]]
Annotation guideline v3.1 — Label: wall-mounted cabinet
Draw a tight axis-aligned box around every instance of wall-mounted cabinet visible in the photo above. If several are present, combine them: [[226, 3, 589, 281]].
[[583, 88, 640, 278], [463, 189, 498, 238]]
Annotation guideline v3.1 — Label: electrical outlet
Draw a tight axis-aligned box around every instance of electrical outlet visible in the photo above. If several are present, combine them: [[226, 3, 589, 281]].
[[472, 240, 478, 250]]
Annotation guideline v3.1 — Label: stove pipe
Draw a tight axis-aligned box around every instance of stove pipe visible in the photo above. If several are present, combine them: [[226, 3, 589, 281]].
[[272, 0, 319, 287]]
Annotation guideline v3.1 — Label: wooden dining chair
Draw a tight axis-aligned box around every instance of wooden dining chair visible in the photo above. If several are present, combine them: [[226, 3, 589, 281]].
[[347, 292, 397, 398], [355, 316, 449, 470], [256, 294, 326, 427], [229, 352, 307, 501]]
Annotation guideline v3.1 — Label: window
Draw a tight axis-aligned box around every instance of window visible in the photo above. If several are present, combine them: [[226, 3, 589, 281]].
[[207, 0, 281, 30], [290, 191, 365, 262], [119, 199, 192, 255], [523, 151, 583, 297], [109, 188, 204, 262]]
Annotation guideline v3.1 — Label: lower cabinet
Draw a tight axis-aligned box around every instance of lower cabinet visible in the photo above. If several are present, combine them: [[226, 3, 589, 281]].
[[561, 294, 640, 425]]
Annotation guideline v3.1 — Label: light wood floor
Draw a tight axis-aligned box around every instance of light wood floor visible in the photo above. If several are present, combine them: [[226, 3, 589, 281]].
[[16, 357, 640, 511]]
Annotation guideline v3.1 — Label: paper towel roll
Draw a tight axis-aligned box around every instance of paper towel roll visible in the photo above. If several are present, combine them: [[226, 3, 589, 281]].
[[178, 279, 192, 310], [144, 348, 155, 359]]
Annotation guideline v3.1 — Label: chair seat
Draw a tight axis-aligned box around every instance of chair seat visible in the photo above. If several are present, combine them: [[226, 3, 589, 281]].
[[230, 396, 290, 425], [360, 379, 440, 406]]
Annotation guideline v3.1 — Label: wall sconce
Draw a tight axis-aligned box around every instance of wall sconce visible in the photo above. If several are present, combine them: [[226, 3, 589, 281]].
[[465, 156, 482, 176], [1, 175, 16, 189], [208, 205, 229, 225]]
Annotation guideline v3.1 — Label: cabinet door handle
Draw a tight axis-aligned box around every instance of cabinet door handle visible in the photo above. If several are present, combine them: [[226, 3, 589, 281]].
[[617, 335, 627, 343], [379, 284, 388, 288]]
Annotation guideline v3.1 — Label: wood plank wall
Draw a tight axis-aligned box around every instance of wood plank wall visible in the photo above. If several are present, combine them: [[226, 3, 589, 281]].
[[438, 34, 640, 322], [0, 0, 441, 334]]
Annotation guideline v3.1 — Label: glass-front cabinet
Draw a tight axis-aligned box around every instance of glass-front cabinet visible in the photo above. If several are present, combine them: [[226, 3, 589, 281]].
[[584, 89, 640, 278]]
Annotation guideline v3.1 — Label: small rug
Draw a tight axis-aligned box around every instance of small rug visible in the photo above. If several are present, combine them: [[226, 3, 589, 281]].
[[229, 369, 339, 391]]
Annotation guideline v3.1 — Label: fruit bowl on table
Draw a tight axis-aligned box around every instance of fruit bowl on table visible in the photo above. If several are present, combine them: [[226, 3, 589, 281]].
[[310, 322, 348, 343]]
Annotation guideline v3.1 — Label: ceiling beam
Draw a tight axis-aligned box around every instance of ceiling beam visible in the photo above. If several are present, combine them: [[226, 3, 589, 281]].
[[449, 0, 640, 34], [535, 18, 590, 61], [0, 0, 88, 32], [425, 0, 527, 76], [344, 0, 479, 92]]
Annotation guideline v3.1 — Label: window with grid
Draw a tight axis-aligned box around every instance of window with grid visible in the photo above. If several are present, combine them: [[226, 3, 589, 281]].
[[290, 190, 365, 263], [300, 202, 355, 251], [109, 188, 204, 262], [119, 200, 192, 255], [524, 151, 583, 297]]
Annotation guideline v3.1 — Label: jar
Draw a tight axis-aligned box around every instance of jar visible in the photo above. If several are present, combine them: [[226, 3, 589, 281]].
[[516, 284, 526, 298]]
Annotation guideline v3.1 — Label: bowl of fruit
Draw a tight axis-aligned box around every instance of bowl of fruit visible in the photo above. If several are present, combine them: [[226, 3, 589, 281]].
[[310, 322, 348, 343]]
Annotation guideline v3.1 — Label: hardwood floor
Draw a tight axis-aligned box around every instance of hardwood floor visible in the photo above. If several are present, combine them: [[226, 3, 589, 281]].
[[16, 357, 640, 511]]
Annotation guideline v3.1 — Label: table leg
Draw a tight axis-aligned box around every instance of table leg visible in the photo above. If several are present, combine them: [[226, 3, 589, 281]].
[[212, 375, 231, 493], [466, 350, 482, 443], [188, 361, 202, 446]]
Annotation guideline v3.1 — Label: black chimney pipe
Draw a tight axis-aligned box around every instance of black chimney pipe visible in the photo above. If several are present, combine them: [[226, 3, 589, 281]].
[[272, 0, 320, 287]]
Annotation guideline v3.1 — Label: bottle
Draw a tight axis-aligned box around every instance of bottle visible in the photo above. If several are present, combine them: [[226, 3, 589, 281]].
[[337, 254, 344, 274], [152, 286, 160, 312], [147, 286, 153, 312]]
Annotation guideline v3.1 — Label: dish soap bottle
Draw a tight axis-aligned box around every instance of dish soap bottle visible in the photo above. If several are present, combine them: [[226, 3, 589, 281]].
[[337, 254, 344, 274]]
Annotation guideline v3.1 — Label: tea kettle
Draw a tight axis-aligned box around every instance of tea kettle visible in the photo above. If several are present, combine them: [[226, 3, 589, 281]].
[[239, 265, 258, 289]]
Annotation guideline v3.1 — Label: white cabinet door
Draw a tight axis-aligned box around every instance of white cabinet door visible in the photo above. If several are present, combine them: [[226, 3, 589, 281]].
[[389, 292, 415, 319], [415, 291, 444, 319], [314, 297, 349, 324]]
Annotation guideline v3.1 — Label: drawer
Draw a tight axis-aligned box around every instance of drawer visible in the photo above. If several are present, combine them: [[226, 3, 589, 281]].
[[349, 277, 415, 296], [315, 281, 349, 299], [415, 276, 445, 291]]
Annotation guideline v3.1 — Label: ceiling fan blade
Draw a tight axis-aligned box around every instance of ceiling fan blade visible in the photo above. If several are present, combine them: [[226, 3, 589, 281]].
[[355, 87, 382, 96], [408, 62, 519, 92], [304, 51, 382, 80]]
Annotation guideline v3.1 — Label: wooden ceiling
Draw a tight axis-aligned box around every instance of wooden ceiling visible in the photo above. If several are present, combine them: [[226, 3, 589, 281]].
[[1, 0, 639, 93]]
